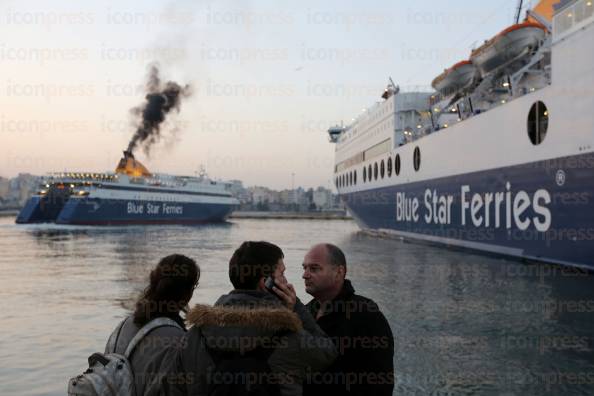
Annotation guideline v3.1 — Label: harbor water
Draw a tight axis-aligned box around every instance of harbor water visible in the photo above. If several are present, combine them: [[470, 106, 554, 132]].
[[0, 216, 593, 395]]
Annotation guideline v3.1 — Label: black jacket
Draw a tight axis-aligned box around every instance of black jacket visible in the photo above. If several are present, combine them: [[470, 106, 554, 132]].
[[304, 280, 394, 396], [162, 290, 338, 396]]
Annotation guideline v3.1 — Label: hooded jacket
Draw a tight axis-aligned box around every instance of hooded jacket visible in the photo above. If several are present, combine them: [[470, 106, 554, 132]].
[[162, 290, 338, 396]]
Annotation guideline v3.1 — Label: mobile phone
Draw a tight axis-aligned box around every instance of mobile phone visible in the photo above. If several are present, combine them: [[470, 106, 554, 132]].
[[264, 276, 280, 298]]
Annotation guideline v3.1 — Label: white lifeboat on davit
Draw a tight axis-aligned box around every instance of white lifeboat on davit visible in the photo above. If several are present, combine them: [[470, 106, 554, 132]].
[[431, 60, 478, 97], [470, 22, 546, 77]]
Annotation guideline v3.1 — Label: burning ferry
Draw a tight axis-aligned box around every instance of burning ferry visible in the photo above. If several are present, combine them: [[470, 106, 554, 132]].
[[17, 66, 238, 225], [329, 0, 594, 270], [16, 151, 238, 225]]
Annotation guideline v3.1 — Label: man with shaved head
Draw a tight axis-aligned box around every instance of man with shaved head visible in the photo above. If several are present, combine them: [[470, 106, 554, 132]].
[[302, 243, 394, 396]]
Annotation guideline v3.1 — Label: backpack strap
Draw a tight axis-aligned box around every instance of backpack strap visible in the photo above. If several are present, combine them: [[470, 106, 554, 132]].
[[106, 316, 129, 354], [124, 317, 183, 360]]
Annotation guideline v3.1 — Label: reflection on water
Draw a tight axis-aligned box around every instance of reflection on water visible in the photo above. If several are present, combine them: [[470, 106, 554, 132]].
[[0, 217, 593, 395]]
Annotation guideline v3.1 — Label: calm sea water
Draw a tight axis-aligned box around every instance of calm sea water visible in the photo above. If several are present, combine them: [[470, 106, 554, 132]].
[[1, 216, 593, 396]]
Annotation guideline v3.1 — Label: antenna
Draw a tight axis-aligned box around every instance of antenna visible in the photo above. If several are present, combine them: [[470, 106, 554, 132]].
[[514, 0, 524, 24], [198, 165, 207, 178]]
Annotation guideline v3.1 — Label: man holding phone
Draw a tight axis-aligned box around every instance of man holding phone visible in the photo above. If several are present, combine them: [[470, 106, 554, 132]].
[[163, 241, 337, 396]]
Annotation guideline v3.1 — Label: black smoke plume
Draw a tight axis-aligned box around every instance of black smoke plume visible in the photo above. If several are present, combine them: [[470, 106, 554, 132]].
[[127, 65, 191, 155]]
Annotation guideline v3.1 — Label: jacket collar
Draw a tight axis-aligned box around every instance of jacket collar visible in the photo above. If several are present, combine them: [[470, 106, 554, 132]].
[[308, 279, 355, 317], [187, 290, 302, 333], [335, 279, 355, 301]]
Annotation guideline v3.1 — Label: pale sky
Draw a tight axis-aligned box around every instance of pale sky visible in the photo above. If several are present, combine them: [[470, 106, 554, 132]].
[[0, 0, 527, 189]]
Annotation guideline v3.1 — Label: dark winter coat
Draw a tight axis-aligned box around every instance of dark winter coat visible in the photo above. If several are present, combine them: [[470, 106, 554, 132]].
[[161, 290, 338, 396], [304, 279, 394, 396]]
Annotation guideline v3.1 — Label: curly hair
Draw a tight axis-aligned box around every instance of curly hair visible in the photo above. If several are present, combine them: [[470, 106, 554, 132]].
[[133, 254, 199, 327]]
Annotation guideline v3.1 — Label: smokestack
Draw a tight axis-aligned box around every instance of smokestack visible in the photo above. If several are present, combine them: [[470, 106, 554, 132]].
[[127, 64, 191, 155]]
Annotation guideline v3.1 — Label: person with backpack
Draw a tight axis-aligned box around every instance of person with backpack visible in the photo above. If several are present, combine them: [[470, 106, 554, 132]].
[[67, 254, 199, 396], [163, 241, 338, 396]]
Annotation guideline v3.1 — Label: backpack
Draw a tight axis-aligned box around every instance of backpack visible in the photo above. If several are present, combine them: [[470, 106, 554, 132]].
[[203, 332, 281, 396], [67, 317, 182, 396]]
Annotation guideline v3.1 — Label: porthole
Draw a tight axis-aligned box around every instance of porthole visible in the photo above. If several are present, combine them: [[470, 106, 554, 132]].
[[395, 154, 401, 176], [335, 177, 339, 187], [387, 157, 393, 177], [363, 167, 367, 182], [380, 160, 385, 179], [354, 170, 357, 185], [413, 147, 421, 172], [368, 165, 372, 181], [374, 162, 378, 180], [350, 172, 353, 186], [528, 101, 549, 145]]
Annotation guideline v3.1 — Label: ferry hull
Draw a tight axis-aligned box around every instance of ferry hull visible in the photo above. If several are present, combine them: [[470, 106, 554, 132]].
[[55, 198, 235, 225], [341, 153, 594, 270], [15, 194, 69, 224]]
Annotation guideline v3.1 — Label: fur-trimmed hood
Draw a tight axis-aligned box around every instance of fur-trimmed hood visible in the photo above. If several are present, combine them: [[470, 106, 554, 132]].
[[186, 290, 303, 352], [187, 304, 302, 332]]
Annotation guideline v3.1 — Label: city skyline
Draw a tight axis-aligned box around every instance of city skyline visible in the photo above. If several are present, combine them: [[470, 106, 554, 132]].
[[1, 0, 525, 189]]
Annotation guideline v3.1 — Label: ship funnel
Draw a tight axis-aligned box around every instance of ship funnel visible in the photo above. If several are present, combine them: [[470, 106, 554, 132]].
[[115, 150, 152, 177]]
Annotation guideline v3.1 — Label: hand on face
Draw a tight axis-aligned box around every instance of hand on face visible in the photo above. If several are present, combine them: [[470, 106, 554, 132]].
[[270, 259, 296, 310]]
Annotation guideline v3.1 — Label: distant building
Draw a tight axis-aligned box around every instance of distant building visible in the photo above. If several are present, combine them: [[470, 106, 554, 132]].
[[0, 173, 39, 208], [313, 187, 334, 210], [250, 186, 273, 205], [0, 177, 9, 200], [226, 180, 251, 204]]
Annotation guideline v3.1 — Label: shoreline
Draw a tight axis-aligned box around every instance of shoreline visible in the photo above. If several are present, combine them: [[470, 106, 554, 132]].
[[230, 211, 351, 220], [0, 210, 18, 217]]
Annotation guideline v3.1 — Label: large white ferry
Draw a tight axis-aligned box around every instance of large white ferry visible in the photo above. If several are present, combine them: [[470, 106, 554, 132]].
[[329, 0, 594, 270], [16, 151, 238, 225]]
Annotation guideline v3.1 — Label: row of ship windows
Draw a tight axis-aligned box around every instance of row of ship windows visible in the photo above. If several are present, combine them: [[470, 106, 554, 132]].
[[336, 147, 421, 189], [350, 117, 394, 140]]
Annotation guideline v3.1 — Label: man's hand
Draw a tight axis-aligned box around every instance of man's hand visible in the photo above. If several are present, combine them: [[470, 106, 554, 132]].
[[273, 277, 297, 310]]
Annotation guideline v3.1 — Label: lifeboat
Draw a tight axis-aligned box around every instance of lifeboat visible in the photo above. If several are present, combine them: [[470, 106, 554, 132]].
[[431, 60, 478, 97], [470, 22, 546, 77]]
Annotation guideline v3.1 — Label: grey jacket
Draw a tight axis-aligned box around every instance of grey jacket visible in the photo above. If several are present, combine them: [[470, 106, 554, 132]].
[[105, 314, 186, 396], [163, 290, 338, 396]]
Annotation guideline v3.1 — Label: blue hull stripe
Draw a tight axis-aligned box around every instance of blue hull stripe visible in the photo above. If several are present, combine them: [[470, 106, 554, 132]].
[[55, 198, 235, 225], [341, 152, 594, 270]]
